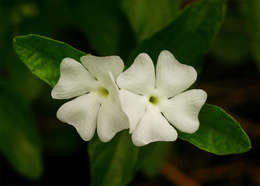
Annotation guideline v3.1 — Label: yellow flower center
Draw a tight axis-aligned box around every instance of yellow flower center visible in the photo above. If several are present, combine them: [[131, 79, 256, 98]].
[[98, 87, 109, 97], [149, 95, 159, 105]]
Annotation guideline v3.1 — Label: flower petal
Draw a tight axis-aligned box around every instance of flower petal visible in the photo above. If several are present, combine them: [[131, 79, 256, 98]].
[[97, 98, 129, 142], [160, 89, 207, 134], [156, 50, 197, 98], [117, 53, 155, 95], [57, 93, 100, 141], [132, 107, 178, 146], [51, 58, 97, 99], [80, 54, 124, 83], [105, 72, 121, 102], [119, 89, 147, 133], [96, 72, 129, 142]]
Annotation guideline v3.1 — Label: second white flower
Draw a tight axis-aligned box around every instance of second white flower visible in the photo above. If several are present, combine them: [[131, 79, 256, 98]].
[[117, 50, 207, 146]]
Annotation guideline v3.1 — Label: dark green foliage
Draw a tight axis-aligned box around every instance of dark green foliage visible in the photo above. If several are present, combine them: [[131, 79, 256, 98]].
[[88, 132, 139, 186], [129, 0, 226, 70], [0, 91, 43, 179]]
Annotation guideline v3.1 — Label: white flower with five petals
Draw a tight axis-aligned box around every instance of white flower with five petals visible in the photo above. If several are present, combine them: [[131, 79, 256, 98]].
[[51, 55, 128, 142], [117, 50, 207, 146]]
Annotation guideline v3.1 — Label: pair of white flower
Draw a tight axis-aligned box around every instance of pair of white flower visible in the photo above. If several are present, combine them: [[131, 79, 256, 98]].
[[51, 50, 207, 146]]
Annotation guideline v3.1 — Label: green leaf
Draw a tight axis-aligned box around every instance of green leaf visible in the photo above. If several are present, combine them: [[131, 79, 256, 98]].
[[139, 143, 170, 177], [121, 0, 182, 42], [129, 0, 226, 69], [13, 34, 85, 87], [88, 131, 139, 186], [179, 104, 251, 155], [0, 91, 43, 180]]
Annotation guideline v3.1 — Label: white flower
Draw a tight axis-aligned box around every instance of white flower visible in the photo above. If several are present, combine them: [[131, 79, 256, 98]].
[[117, 50, 207, 146], [51, 55, 129, 142]]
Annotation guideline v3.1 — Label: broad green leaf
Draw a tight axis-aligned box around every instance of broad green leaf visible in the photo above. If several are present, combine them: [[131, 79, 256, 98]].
[[139, 143, 171, 177], [13, 34, 85, 87], [88, 131, 139, 186], [179, 104, 251, 155], [121, 0, 182, 42], [0, 91, 43, 180], [129, 0, 226, 70]]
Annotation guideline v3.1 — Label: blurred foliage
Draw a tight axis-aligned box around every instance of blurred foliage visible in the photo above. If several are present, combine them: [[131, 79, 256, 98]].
[[129, 0, 226, 70], [240, 0, 260, 71], [139, 142, 171, 177], [0, 0, 257, 184], [0, 89, 43, 180], [210, 0, 260, 70], [121, 0, 182, 43], [89, 132, 139, 186]]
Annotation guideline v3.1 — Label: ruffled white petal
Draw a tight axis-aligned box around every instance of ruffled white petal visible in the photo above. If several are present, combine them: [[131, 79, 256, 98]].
[[97, 98, 129, 142], [160, 89, 207, 134], [51, 58, 97, 99], [119, 89, 147, 133], [156, 50, 197, 98], [117, 53, 155, 95], [132, 107, 178, 146], [80, 54, 124, 83], [56, 93, 100, 141]]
